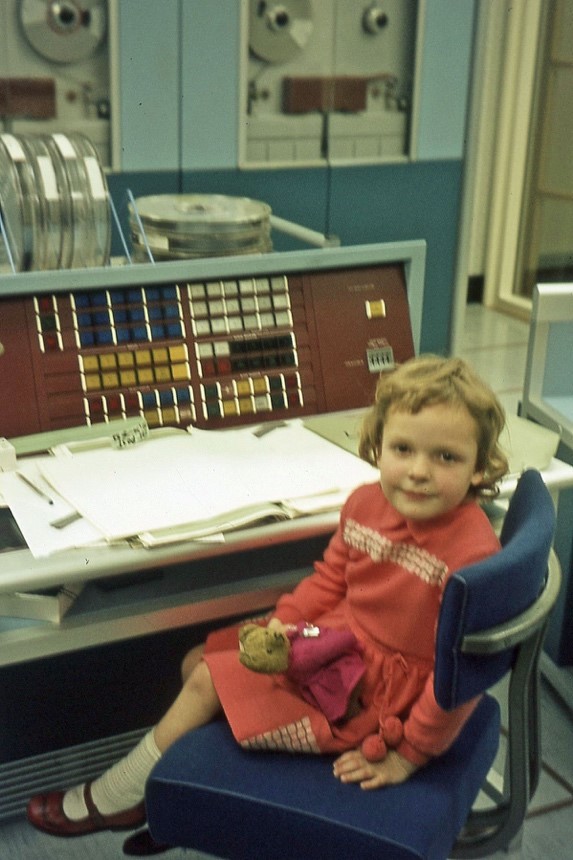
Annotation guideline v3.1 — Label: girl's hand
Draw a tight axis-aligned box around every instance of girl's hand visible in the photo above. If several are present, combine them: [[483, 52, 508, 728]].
[[266, 618, 296, 635], [333, 748, 418, 790]]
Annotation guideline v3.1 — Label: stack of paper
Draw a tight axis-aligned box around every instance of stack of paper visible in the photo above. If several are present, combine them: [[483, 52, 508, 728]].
[[1, 422, 378, 557]]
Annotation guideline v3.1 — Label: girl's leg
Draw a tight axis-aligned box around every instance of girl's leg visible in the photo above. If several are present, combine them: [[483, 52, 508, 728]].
[[180, 643, 205, 684], [28, 659, 221, 834], [93, 660, 221, 814], [154, 657, 221, 751]]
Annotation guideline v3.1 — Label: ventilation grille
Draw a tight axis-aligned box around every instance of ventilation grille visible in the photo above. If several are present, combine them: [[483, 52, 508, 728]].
[[0, 727, 148, 822]]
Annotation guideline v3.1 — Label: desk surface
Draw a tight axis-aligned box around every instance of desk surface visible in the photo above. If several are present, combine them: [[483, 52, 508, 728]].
[[1, 457, 573, 596], [0, 508, 340, 595]]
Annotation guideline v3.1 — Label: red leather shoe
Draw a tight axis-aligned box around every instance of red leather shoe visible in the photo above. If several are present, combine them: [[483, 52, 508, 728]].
[[26, 783, 146, 837]]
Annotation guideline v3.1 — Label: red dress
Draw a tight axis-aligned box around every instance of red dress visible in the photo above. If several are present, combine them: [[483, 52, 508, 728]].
[[203, 482, 500, 765]]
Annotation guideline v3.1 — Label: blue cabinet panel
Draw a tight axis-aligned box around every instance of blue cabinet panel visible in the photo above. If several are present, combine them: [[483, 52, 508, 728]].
[[117, 0, 180, 170], [415, 0, 476, 160], [180, 0, 241, 170]]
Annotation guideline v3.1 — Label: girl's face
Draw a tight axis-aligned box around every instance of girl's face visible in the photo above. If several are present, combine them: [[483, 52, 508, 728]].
[[378, 402, 483, 521]]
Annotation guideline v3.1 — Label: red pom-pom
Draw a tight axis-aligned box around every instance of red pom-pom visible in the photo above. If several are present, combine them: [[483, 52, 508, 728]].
[[381, 716, 403, 748], [361, 733, 388, 762]]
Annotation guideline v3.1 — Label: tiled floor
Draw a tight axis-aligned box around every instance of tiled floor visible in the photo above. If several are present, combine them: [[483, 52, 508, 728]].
[[458, 303, 573, 858], [457, 303, 532, 416]]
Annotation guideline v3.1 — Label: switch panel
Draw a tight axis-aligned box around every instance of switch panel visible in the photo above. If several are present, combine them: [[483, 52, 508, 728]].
[[0, 244, 421, 438]]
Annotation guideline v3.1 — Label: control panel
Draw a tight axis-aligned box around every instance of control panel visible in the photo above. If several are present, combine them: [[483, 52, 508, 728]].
[[0, 243, 424, 439]]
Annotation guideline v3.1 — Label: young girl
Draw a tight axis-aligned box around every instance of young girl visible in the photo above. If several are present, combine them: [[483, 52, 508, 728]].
[[27, 355, 508, 855]]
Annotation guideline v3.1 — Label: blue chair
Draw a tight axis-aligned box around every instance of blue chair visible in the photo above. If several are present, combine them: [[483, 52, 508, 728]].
[[145, 470, 560, 859]]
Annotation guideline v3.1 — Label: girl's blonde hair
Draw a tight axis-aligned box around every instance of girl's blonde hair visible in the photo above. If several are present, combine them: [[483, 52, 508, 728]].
[[359, 354, 508, 497]]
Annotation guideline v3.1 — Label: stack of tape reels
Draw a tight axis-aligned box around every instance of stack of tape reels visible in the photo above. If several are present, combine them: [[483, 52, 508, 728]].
[[129, 194, 273, 262], [0, 131, 110, 272]]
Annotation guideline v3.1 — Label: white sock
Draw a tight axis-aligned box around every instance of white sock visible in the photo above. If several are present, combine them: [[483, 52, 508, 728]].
[[62, 729, 162, 821]]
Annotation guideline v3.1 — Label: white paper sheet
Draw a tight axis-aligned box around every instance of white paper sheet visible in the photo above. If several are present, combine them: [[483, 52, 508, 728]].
[[37, 423, 378, 543], [0, 460, 106, 557]]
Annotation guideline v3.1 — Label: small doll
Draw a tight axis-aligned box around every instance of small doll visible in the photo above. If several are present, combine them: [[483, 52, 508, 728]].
[[238, 621, 365, 724], [239, 622, 407, 760]]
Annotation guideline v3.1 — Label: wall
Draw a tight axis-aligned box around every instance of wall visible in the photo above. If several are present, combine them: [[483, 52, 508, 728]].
[[110, 0, 477, 354]]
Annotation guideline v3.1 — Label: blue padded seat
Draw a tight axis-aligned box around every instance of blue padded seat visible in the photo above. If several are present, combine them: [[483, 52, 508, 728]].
[[145, 470, 558, 860], [146, 700, 500, 860]]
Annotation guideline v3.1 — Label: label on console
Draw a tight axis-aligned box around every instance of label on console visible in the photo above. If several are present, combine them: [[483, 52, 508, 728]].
[[112, 419, 149, 449]]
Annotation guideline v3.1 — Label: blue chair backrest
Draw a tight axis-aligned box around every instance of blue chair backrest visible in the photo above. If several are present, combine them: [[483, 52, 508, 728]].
[[434, 470, 556, 710]]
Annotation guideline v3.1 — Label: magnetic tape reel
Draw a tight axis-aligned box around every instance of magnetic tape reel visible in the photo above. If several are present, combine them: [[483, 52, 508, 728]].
[[19, 0, 107, 64], [22, 135, 66, 270], [249, 0, 314, 64], [49, 132, 111, 268], [0, 135, 41, 272], [129, 194, 273, 261], [0, 132, 110, 272], [0, 136, 31, 273]]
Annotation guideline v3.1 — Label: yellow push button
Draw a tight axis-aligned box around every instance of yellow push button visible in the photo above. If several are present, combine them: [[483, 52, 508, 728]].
[[169, 344, 187, 362], [118, 352, 135, 368], [365, 299, 386, 319], [82, 355, 99, 372], [154, 366, 172, 382], [137, 367, 155, 385], [99, 353, 117, 370], [84, 373, 101, 391], [171, 363, 189, 380], [120, 370, 137, 387], [222, 399, 239, 417]]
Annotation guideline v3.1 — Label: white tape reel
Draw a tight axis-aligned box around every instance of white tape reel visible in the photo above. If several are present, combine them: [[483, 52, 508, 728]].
[[19, 0, 107, 64], [249, 0, 314, 63]]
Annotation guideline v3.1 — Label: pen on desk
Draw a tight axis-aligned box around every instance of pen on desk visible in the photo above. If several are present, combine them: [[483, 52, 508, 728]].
[[253, 420, 287, 438], [16, 472, 54, 505], [50, 511, 82, 529]]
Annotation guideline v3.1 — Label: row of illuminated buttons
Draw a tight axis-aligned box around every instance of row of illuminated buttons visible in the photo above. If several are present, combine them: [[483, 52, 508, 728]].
[[80, 347, 190, 391], [201, 373, 301, 418], [72, 290, 184, 347], [76, 321, 185, 348], [82, 345, 188, 369], [73, 285, 179, 309], [199, 350, 296, 378], [192, 309, 292, 336], [190, 292, 290, 319], [86, 387, 196, 427], [75, 304, 182, 327], [202, 373, 300, 401], [195, 335, 294, 359], [188, 276, 288, 300], [201, 389, 303, 420]]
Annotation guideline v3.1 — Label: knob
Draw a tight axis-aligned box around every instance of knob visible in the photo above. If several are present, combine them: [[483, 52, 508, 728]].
[[363, 5, 389, 34]]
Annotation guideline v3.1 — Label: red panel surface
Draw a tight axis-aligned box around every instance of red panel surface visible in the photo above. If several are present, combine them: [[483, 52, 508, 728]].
[[0, 263, 414, 439]]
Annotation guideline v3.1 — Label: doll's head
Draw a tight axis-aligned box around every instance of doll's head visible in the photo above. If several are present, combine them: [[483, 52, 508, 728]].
[[359, 354, 508, 498], [238, 623, 290, 673]]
